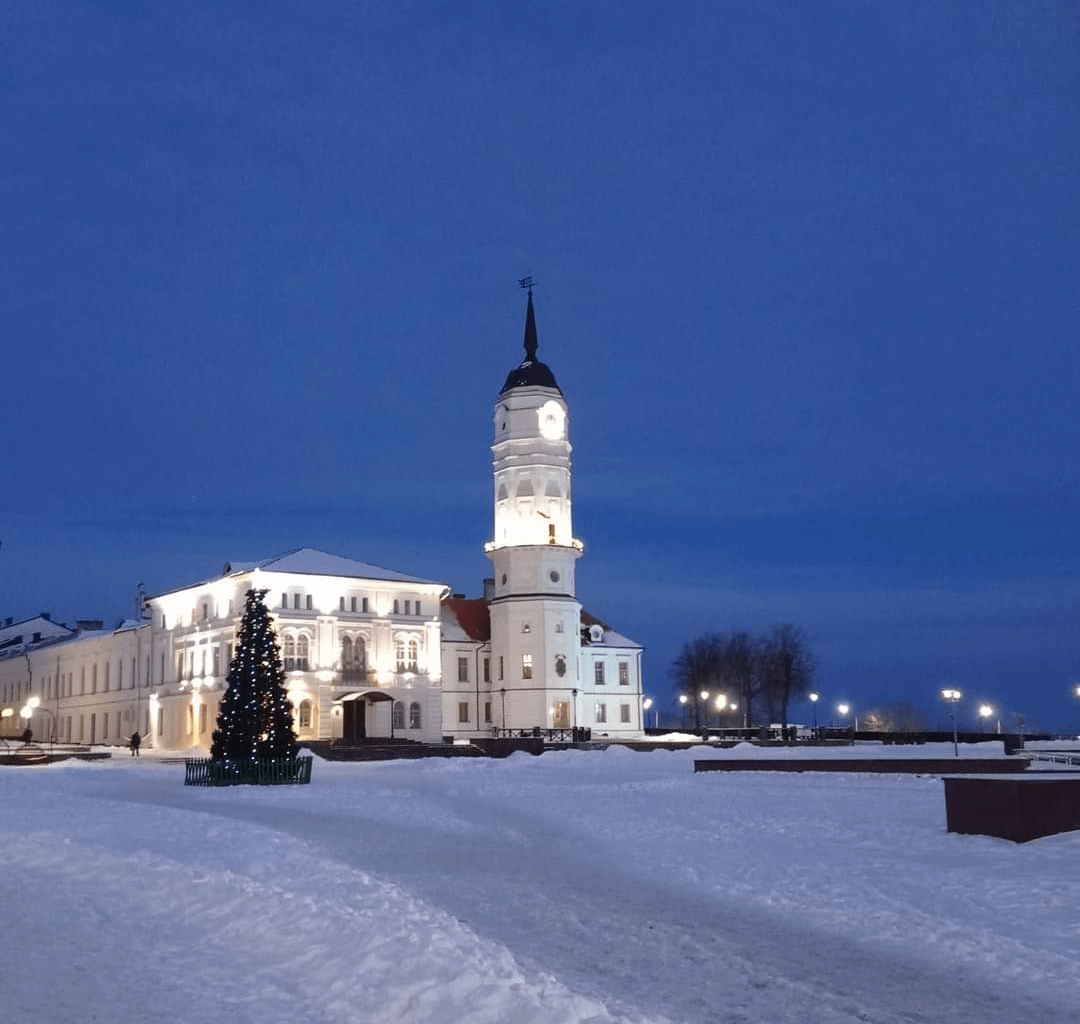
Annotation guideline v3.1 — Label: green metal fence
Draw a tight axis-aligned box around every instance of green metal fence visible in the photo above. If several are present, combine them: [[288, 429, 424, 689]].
[[184, 756, 313, 787]]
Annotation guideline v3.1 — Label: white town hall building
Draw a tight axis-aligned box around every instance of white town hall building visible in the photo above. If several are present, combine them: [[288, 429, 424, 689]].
[[1, 292, 645, 750]]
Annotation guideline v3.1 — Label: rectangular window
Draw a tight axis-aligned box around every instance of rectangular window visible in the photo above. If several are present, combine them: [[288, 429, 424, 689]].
[[499, 656, 504, 681], [483, 657, 490, 683], [118, 661, 123, 689], [457, 657, 469, 683], [484, 701, 492, 723], [104, 662, 110, 692], [393, 600, 400, 614], [362, 597, 369, 613], [350, 596, 357, 612], [458, 702, 470, 723], [404, 600, 411, 615], [340, 596, 346, 611], [293, 593, 301, 609], [176, 654, 183, 680], [306, 594, 313, 610], [226, 643, 233, 666], [595, 662, 605, 686], [282, 592, 288, 608], [618, 662, 629, 686], [92, 665, 98, 694], [415, 601, 421, 616], [202, 602, 209, 621], [522, 654, 533, 680], [157, 707, 163, 737], [596, 702, 607, 724], [199, 704, 207, 734], [213, 647, 221, 675], [620, 703, 631, 723], [186, 706, 193, 735]]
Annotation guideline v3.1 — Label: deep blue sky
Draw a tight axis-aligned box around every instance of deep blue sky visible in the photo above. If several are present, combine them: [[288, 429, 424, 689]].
[[3, 2, 1078, 730]]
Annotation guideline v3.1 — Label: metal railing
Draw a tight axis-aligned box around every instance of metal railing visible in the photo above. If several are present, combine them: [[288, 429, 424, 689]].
[[184, 756, 313, 787]]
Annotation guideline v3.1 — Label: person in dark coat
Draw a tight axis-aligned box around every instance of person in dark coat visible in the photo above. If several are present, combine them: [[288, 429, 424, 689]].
[[129, 731, 141, 757]]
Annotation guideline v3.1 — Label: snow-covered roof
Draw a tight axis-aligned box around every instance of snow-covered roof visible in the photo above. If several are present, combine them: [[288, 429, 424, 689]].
[[0, 614, 74, 655], [150, 547, 446, 599], [231, 548, 443, 585]]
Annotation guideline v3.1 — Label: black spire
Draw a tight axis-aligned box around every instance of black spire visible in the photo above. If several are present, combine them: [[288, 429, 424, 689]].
[[523, 287, 538, 362], [500, 279, 562, 395]]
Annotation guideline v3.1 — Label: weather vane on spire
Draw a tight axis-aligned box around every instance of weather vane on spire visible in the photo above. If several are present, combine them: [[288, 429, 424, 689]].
[[518, 275, 535, 296]]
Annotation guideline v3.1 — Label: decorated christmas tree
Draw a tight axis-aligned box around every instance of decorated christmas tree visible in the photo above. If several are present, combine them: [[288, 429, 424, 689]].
[[211, 588, 297, 769]]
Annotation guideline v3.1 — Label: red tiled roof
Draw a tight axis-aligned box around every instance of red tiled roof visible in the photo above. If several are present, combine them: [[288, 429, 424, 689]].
[[444, 596, 612, 641], [444, 597, 491, 641]]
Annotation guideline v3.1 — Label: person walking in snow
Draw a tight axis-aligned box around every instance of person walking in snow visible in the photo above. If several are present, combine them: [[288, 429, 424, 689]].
[[129, 731, 141, 756]]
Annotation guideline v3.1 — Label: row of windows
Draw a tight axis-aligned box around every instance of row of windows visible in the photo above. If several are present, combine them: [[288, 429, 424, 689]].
[[451, 700, 634, 726], [391, 701, 423, 730], [2, 655, 162, 704], [595, 702, 634, 724], [281, 593, 426, 616], [32, 708, 153, 745], [453, 655, 631, 685]]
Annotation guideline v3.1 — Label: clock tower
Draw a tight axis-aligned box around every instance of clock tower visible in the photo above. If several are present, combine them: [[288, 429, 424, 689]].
[[486, 285, 584, 730]]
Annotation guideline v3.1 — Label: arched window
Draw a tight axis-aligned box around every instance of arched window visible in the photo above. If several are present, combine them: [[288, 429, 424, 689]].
[[392, 701, 405, 730], [354, 637, 367, 673], [342, 636, 367, 679], [407, 639, 419, 672], [408, 701, 422, 729], [341, 635, 353, 667], [395, 639, 405, 673], [283, 634, 297, 670], [296, 634, 310, 671], [298, 700, 312, 729]]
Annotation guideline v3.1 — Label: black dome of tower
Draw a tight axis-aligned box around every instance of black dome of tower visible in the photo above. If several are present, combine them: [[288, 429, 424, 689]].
[[500, 287, 562, 395]]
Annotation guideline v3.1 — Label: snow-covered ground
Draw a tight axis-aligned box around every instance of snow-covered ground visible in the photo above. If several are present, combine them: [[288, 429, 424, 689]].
[[2, 742, 1079, 1024]]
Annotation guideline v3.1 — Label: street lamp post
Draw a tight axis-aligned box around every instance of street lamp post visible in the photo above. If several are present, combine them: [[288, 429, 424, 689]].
[[941, 688, 962, 757], [643, 697, 656, 730], [699, 691, 709, 731], [977, 703, 998, 734], [809, 692, 819, 731]]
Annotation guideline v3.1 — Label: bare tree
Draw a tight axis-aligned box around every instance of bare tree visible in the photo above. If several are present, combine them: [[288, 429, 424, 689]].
[[758, 624, 815, 734], [671, 635, 725, 729], [718, 631, 760, 728], [862, 702, 928, 733]]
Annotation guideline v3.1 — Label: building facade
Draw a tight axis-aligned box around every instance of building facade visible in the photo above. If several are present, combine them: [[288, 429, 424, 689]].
[[1, 293, 645, 749]]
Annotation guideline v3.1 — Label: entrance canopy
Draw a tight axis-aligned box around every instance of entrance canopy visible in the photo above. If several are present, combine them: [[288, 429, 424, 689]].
[[334, 690, 394, 704]]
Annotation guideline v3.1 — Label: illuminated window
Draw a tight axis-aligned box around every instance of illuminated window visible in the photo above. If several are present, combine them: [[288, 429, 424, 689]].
[[298, 700, 312, 729], [341, 636, 366, 677], [407, 639, 419, 672], [522, 654, 533, 680], [408, 702, 422, 729], [186, 706, 193, 735], [618, 662, 629, 686], [296, 634, 310, 670], [595, 662, 605, 686], [395, 639, 405, 672], [392, 701, 405, 730], [284, 635, 297, 670], [595, 703, 607, 724], [199, 704, 207, 734], [458, 702, 470, 723]]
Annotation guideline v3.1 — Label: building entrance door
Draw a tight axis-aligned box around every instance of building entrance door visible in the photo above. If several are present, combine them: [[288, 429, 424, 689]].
[[342, 700, 366, 743]]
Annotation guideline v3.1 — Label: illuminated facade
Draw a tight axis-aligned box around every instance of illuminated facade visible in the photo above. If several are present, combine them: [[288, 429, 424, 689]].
[[0, 293, 645, 749]]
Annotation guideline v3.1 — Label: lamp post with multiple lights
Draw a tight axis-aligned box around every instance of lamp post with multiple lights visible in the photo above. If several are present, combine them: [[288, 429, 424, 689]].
[[941, 688, 962, 756]]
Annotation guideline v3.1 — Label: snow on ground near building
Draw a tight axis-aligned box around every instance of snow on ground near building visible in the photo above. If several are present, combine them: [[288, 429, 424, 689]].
[[2, 744, 1079, 1024]]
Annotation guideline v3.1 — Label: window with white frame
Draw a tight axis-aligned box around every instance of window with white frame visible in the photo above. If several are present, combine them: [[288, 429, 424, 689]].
[[458, 702, 470, 723], [595, 702, 607, 723], [522, 654, 533, 679], [392, 701, 405, 730], [409, 701, 422, 729], [457, 657, 469, 683], [619, 661, 629, 686], [306, 595, 313, 610], [298, 700, 312, 729], [296, 634, 310, 670], [594, 662, 605, 686], [620, 703, 631, 723]]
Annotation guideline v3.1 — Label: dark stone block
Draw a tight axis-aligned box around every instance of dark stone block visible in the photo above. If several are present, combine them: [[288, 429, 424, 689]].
[[944, 776, 1080, 843]]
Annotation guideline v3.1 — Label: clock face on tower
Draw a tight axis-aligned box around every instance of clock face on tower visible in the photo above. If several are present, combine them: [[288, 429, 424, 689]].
[[538, 400, 565, 440]]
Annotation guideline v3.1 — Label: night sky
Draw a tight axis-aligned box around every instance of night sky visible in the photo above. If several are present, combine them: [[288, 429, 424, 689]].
[[4, 3, 1078, 730]]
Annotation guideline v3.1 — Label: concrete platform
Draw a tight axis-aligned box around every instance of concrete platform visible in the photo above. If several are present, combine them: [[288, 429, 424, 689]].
[[944, 773, 1080, 843], [693, 757, 1030, 775]]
